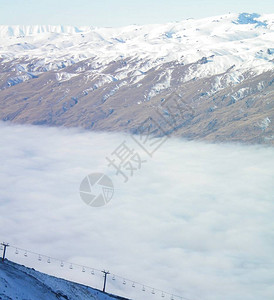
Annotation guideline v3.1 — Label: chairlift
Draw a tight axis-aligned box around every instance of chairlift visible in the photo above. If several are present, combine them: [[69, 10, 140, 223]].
[[47, 258, 51, 263], [132, 282, 135, 288], [60, 261, 64, 267], [38, 255, 42, 261], [69, 264, 73, 269], [91, 269, 94, 275], [24, 252, 28, 257], [123, 279, 126, 285], [15, 248, 19, 255], [162, 292, 165, 297], [142, 286, 146, 292], [170, 296, 174, 300], [112, 275, 115, 280], [82, 267, 86, 272], [152, 289, 155, 294]]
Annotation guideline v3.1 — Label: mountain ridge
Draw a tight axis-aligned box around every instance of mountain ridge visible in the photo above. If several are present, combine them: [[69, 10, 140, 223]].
[[0, 12, 272, 35], [0, 260, 130, 300]]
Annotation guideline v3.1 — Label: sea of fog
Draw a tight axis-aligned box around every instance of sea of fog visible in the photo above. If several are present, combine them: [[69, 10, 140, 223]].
[[0, 122, 273, 300]]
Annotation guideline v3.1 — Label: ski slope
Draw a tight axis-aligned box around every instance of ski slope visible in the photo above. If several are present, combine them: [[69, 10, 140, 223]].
[[0, 260, 129, 300]]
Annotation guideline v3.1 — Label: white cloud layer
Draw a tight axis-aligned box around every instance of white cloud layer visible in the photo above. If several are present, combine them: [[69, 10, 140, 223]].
[[0, 122, 273, 300]]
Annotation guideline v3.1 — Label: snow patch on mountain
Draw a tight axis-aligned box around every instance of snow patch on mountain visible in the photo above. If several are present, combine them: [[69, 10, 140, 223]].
[[146, 70, 172, 100], [56, 72, 79, 82], [258, 117, 271, 131]]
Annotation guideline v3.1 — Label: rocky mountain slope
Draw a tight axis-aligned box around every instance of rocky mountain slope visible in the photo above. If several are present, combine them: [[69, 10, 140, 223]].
[[0, 260, 129, 300], [0, 13, 273, 144]]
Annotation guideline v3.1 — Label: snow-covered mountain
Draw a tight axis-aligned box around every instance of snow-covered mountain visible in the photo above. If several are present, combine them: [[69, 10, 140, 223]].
[[0, 260, 129, 300], [0, 13, 273, 143], [0, 13, 273, 77]]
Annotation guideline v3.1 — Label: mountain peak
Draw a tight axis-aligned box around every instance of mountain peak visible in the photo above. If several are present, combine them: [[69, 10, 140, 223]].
[[0, 25, 93, 37]]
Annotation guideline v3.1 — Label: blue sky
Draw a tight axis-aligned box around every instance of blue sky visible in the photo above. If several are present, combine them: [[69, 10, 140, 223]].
[[0, 0, 273, 27]]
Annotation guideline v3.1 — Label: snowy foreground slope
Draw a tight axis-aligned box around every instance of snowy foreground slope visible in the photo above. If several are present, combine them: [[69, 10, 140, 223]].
[[0, 260, 129, 300], [0, 13, 273, 143]]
